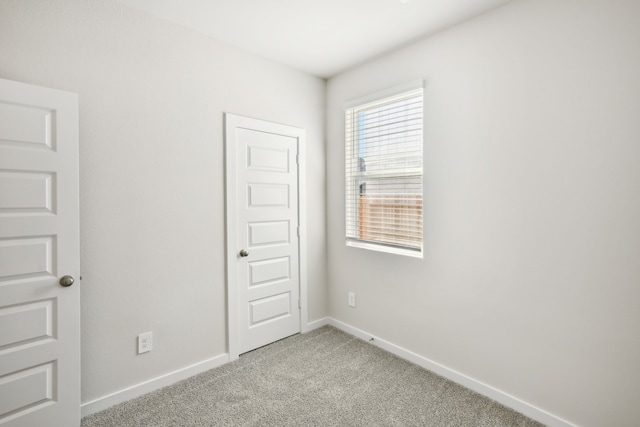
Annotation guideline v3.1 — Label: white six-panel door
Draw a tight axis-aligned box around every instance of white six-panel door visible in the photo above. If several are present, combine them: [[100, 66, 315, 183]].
[[0, 79, 80, 426], [225, 114, 306, 357]]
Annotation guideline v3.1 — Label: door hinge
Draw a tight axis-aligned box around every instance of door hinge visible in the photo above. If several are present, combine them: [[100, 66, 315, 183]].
[[296, 154, 300, 164], [298, 299, 301, 309], [297, 226, 300, 237]]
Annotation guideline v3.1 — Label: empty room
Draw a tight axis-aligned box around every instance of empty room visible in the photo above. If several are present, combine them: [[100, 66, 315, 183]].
[[0, 0, 638, 426]]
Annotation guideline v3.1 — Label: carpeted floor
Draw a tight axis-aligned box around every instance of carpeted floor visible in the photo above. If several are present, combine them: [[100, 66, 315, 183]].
[[82, 326, 545, 426]]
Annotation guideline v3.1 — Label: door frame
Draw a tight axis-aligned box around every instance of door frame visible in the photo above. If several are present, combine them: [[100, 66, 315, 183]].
[[224, 113, 308, 361]]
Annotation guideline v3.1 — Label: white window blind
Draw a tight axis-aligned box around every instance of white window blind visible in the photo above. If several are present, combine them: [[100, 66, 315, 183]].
[[345, 84, 423, 257]]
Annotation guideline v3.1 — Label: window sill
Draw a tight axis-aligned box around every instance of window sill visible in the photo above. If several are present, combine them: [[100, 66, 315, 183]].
[[346, 240, 423, 259]]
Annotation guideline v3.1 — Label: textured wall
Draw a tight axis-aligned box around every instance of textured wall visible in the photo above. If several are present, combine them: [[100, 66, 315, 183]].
[[0, 0, 326, 403], [326, 0, 640, 426]]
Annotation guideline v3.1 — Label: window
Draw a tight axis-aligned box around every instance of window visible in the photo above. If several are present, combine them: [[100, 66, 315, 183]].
[[345, 82, 423, 258]]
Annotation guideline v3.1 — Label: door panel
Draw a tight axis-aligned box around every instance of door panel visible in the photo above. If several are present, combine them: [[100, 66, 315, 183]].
[[249, 292, 291, 325], [0, 300, 54, 347], [247, 221, 290, 247], [0, 102, 55, 150], [249, 256, 290, 286], [0, 78, 80, 426], [225, 114, 304, 356], [247, 183, 290, 207], [0, 171, 55, 212]]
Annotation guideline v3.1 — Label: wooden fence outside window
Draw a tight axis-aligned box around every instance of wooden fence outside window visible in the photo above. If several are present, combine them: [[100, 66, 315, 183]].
[[358, 194, 422, 248]]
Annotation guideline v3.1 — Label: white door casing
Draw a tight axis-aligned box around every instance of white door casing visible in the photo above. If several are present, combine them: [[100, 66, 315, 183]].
[[0, 79, 80, 426], [225, 114, 307, 359]]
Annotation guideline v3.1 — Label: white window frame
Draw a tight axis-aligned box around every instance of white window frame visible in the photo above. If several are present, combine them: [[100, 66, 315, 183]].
[[344, 80, 424, 258]]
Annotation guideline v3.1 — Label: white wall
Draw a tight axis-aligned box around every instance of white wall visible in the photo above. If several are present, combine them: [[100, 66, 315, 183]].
[[0, 0, 326, 404], [326, 0, 640, 426]]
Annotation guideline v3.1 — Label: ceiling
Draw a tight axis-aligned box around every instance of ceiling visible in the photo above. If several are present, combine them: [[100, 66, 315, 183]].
[[116, 0, 513, 78]]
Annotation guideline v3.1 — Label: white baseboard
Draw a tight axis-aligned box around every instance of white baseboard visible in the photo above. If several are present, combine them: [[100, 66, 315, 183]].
[[327, 318, 577, 427], [81, 353, 229, 417], [305, 316, 330, 332]]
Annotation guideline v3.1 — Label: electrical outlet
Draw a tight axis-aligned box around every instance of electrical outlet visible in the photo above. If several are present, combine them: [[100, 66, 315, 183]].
[[138, 332, 153, 354], [348, 291, 356, 307]]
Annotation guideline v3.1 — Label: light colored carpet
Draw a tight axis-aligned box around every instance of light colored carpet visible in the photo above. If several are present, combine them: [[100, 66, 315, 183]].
[[81, 326, 545, 426]]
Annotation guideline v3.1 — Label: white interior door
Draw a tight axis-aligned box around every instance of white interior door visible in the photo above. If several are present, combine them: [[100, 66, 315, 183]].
[[0, 79, 80, 426], [225, 114, 305, 357]]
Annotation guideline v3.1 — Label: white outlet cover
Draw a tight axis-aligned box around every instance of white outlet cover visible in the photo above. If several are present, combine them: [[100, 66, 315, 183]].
[[138, 332, 153, 354]]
